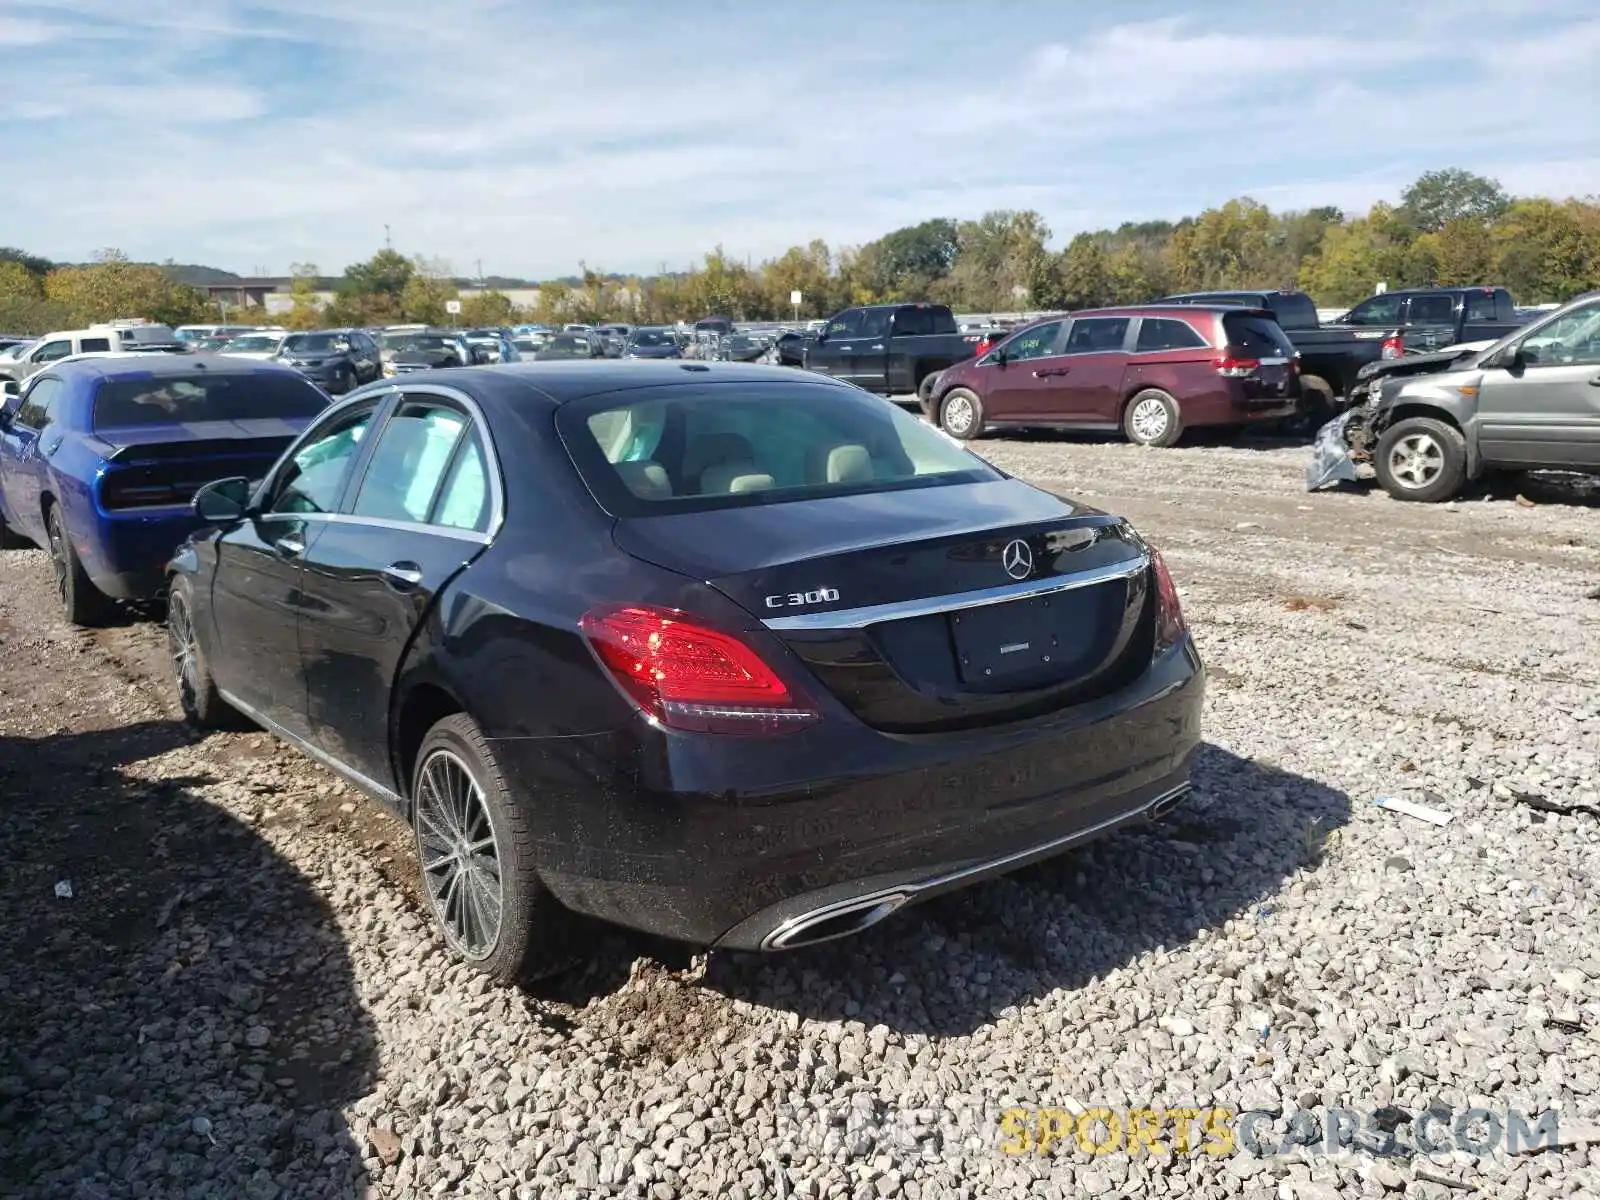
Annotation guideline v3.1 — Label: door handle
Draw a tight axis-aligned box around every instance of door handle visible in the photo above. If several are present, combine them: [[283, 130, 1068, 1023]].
[[1034, 367, 1067, 378], [274, 534, 305, 557], [381, 561, 424, 589], [869, 344, 884, 351]]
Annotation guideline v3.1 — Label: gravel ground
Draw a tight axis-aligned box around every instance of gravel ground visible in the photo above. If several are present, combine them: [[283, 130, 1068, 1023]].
[[1, 435, 1597, 1199]]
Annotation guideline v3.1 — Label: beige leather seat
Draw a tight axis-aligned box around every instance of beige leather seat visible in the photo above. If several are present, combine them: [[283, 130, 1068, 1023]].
[[614, 459, 673, 500], [700, 463, 775, 494], [805, 442, 875, 485]]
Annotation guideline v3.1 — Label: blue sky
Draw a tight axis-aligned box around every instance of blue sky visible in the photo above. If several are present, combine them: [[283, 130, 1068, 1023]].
[[4, 0, 1598, 279]]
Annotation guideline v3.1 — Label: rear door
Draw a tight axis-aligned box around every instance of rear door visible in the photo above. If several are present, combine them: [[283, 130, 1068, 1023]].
[[1476, 300, 1600, 469], [806, 309, 861, 382], [980, 320, 1068, 423], [1052, 316, 1133, 424], [208, 397, 383, 736], [295, 388, 498, 784]]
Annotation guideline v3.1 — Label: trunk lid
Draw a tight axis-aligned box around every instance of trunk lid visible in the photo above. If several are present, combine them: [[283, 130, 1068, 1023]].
[[614, 479, 1156, 732]]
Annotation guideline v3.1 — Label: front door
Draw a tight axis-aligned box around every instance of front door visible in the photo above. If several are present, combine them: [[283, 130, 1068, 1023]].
[[296, 392, 497, 787], [0, 375, 65, 546], [847, 307, 892, 393], [808, 309, 862, 383], [980, 320, 1068, 423], [1476, 301, 1600, 469], [208, 397, 384, 735]]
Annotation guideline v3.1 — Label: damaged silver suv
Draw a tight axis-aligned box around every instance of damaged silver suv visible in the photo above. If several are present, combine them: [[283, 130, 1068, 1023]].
[[1309, 292, 1600, 502]]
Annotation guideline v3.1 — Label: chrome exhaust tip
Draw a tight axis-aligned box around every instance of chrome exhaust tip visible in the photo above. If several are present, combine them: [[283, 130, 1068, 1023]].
[[764, 892, 912, 950], [1146, 785, 1190, 822]]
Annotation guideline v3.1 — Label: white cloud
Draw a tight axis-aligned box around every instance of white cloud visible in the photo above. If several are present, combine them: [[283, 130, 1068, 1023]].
[[0, 17, 65, 45], [4, 1, 1599, 276]]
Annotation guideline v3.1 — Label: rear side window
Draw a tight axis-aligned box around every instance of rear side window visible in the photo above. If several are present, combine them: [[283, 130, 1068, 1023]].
[[1265, 293, 1318, 330], [558, 382, 1001, 517], [351, 402, 469, 524], [1405, 294, 1455, 325], [1135, 318, 1210, 352], [91, 372, 330, 429], [859, 309, 890, 338], [892, 307, 932, 337], [1063, 317, 1131, 354], [1222, 314, 1296, 358], [80, 337, 112, 353], [1464, 291, 1499, 322]]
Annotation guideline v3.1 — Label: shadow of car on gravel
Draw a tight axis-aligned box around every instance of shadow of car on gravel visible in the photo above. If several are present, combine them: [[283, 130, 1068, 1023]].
[[698, 742, 1350, 1037], [0, 720, 379, 1200]]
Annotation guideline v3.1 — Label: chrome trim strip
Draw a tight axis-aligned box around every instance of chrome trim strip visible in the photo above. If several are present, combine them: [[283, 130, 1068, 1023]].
[[762, 554, 1149, 631], [218, 688, 406, 813], [251, 510, 491, 543], [759, 780, 1191, 950]]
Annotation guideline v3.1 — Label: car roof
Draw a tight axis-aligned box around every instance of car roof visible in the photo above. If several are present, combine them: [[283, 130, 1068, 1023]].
[[48, 353, 306, 383], [426, 360, 852, 412], [1068, 304, 1264, 318]]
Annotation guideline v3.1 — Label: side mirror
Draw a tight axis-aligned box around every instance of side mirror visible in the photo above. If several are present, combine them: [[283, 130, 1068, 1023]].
[[1, 379, 17, 399], [193, 476, 252, 523], [814, 331, 828, 344]]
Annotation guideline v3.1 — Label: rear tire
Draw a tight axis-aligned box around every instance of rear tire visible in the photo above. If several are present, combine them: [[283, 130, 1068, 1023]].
[[46, 504, 109, 626], [1123, 388, 1182, 448], [167, 576, 229, 728], [940, 388, 985, 439], [412, 714, 577, 984], [1373, 416, 1467, 502]]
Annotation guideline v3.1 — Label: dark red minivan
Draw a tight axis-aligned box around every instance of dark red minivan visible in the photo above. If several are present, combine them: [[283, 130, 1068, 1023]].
[[924, 305, 1301, 446]]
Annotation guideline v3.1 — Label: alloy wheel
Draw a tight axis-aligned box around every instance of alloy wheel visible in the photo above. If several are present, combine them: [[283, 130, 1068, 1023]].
[[944, 394, 974, 435], [1130, 397, 1170, 443], [168, 593, 200, 714], [1387, 432, 1443, 489], [415, 749, 504, 960]]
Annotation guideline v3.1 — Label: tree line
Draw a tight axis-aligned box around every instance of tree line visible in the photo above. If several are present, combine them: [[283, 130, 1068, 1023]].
[[2, 169, 1596, 336]]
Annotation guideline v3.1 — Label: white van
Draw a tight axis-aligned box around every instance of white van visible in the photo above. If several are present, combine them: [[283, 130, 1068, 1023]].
[[0, 324, 181, 382]]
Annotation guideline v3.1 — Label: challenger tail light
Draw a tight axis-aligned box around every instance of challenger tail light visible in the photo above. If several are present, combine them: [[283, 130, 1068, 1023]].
[[1150, 550, 1188, 652], [580, 604, 820, 735], [1212, 355, 1261, 378], [1380, 334, 1405, 360]]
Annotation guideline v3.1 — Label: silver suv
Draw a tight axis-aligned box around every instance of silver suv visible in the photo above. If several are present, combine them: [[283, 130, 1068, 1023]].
[[1311, 292, 1600, 502]]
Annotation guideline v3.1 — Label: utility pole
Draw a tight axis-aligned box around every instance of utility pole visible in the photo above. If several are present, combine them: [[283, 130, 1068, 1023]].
[[384, 224, 392, 248], [476, 259, 484, 287]]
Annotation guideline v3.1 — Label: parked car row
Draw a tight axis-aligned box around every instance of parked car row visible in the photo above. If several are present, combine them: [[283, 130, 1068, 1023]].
[[0, 353, 1203, 985]]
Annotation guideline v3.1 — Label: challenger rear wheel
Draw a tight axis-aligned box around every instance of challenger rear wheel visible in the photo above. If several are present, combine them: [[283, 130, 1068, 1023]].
[[46, 504, 109, 626]]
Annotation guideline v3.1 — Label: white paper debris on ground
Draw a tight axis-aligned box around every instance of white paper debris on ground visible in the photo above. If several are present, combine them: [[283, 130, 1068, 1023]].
[[1374, 795, 1453, 826], [54, 879, 73, 899]]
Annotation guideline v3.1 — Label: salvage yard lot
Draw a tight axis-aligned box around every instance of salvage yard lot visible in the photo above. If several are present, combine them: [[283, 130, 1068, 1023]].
[[2, 436, 1597, 1199]]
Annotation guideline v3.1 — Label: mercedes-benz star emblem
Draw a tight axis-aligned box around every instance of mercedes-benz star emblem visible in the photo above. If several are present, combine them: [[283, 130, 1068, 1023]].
[[1001, 539, 1033, 581]]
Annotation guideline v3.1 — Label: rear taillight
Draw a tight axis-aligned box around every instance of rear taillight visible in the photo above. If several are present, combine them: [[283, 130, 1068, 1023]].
[[99, 475, 194, 510], [1212, 355, 1260, 377], [1380, 334, 1405, 360], [1150, 550, 1188, 652], [580, 604, 820, 735]]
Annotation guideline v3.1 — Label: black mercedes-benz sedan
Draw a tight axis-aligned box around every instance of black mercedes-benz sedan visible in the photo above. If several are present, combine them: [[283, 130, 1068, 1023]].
[[166, 361, 1203, 982]]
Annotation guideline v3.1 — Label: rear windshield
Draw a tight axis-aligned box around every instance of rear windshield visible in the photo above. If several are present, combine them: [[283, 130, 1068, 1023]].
[[282, 332, 347, 354], [92, 373, 329, 429], [558, 381, 1001, 517], [1222, 313, 1296, 358], [629, 330, 675, 347], [1264, 293, 1319, 330]]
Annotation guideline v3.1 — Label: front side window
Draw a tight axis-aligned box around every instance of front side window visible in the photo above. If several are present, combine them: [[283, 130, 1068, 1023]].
[[1135, 318, 1210, 353], [266, 404, 376, 515], [1062, 317, 1131, 355], [1342, 294, 1402, 326], [34, 340, 71, 363], [560, 381, 1001, 517], [351, 402, 469, 524], [1516, 304, 1600, 368], [1000, 321, 1064, 361], [824, 310, 862, 339], [15, 377, 63, 430]]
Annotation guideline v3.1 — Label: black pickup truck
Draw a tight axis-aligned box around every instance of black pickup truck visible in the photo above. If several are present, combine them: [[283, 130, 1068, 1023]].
[[803, 303, 984, 399], [1158, 287, 1525, 416]]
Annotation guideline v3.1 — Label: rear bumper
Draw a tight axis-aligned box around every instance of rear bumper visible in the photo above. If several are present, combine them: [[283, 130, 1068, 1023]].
[[77, 507, 205, 600], [492, 640, 1204, 948]]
